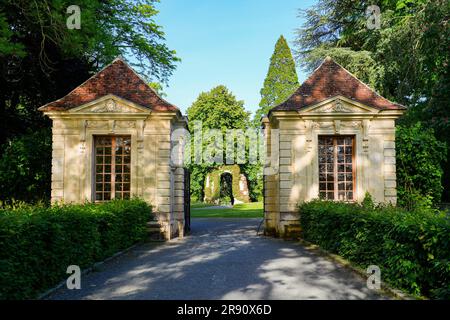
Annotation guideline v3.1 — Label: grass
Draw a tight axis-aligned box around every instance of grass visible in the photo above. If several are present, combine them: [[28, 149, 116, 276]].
[[190, 202, 216, 209], [191, 202, 263, 218]]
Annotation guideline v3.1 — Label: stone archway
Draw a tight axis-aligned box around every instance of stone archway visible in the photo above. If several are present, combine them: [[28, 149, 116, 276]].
[[204, 165, 250, 204]]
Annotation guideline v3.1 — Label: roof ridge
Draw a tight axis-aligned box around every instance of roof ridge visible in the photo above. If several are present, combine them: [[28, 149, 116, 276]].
[[327, 57, 405, 108], [118, 58, 178, 110], [39, 56, 179, 112], [268, 56, 406, 114]]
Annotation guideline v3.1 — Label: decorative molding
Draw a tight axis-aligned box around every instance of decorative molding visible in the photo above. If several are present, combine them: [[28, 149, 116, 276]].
[[312, 121, 333, 129], [362, 120, 371, 153], [341, 121, 362, 128], [316, 99, 353, 113], [305, 120, 313, 153], [79, 120, 87, 153], [86, 120, 109, 129], [136, 120, 145, 151], [362, 120, 371, 140], [334, 120, 341, 134], [115, 121, 136, 129], [108, 120, 116, 133], [87, 99, 139, 113]]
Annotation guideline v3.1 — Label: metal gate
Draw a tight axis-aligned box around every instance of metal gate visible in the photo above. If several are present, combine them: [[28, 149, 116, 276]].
[[184, 168, 191, 233]]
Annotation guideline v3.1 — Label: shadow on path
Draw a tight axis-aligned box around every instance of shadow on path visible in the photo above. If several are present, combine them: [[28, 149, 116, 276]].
[[47, 218, 385, 300]]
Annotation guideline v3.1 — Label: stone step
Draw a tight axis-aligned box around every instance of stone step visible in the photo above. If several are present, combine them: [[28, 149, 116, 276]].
[[147, 221, 165, 242], [284, 224, 302, 240]]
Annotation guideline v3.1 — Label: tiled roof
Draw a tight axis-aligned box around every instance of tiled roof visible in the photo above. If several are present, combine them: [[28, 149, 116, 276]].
[[39, 58, 178, 112], [270, 57, 405, 113]]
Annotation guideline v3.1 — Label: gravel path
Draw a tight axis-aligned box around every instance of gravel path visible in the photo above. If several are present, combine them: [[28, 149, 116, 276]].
[[47, 218, 386, 300]]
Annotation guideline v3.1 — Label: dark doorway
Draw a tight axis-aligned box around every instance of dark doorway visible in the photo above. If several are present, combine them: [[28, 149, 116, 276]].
[[220, 172, 234, 206]]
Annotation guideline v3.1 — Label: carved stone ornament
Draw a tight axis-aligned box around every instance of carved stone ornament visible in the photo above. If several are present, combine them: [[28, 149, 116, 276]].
[[312, 121, 334, 129], [317, 99, 353, 113], [115, 121, 136, 129], [86, 120, 109, 129], [88, 99, 138, 113], [341, 121, 362, 128]]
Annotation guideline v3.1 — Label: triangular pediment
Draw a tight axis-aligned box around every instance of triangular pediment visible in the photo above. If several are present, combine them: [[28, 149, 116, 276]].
[[69, 95, 150, 114], [298, 96, 380, 115]]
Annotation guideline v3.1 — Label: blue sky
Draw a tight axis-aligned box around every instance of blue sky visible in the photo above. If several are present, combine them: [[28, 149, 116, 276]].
[[155, 0, 316, 115]]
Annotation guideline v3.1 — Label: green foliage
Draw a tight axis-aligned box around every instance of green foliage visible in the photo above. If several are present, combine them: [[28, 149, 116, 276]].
[[187, 85, 249, 131], [301, 46, 377, 88], [254, 35, 299, 124], [0, 0, 179, 203], [294, 0, 450, 200], [186, 86, 251, 201], [0, 0, 178, 81], [0, 0, 179, 147], [219, 173, 233, 204], [396, 123, 447, 209], [148, 82, 167, 97], [0, 199, 152, 300], [299, 200, 450, 299], [0, 128, 52, 204], [242, 163, 263, 201], [361, 192, 375, 210]]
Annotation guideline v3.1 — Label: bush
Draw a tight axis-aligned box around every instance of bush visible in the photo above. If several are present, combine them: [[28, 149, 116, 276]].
[[396, 123, 447, 209], [0, 199, 152, 300], [299, 200, 450, 299]]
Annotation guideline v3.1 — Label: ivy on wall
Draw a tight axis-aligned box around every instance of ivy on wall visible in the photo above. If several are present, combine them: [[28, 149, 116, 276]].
[[204, 165, 250, 204]]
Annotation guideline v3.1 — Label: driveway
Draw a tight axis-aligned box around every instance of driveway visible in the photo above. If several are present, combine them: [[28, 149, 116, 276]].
[[47, 218, 385, 300]]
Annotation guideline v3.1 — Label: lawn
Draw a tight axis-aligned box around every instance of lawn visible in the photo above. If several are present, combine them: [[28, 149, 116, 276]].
[[191, 202, 263, 218], [190, 202, 216, 209]]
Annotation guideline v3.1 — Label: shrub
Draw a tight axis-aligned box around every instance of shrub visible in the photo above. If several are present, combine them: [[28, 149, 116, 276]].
[[0, 199, 152, 299], [299, 200, 450, 299], [396, 123, 447, 209]]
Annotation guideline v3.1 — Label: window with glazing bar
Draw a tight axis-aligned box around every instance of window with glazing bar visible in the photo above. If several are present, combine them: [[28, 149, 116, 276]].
[[318, 136, 355, 201], [94, 136, 131, 201]]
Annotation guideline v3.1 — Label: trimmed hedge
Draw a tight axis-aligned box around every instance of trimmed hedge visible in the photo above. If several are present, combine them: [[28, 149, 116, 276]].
[[299, 200, 450, 299], [0, 199, 152, 299]]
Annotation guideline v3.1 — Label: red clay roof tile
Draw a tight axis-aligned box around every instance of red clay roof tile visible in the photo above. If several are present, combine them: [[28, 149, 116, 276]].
[[270, 57, 405, 114], [39, 58, 178, 112]]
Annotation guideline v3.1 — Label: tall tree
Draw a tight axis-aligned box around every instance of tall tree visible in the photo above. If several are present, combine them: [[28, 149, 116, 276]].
[[254, 35, 299, 124], [0, 0, 179, 145], [187, 85, 250, 201], [0, 0, 179, 203]]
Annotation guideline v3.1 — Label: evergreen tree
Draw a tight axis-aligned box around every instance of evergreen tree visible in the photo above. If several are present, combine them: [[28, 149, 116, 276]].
[[254, 35, 299, 125]]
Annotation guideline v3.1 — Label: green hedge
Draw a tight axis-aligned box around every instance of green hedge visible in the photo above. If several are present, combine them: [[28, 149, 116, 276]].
[[298, 200, 450, 299], [0, 199, 152, 300]]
